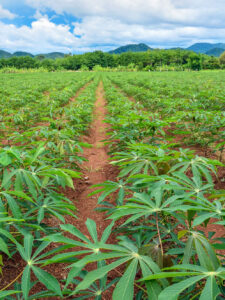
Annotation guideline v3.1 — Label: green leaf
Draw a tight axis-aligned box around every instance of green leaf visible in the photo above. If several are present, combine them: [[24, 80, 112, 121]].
[[141, 272, 202, 281], [74, 257, 130, 295], [22, 265, 31, 300], [183, 236, 194, 264], [0, 237, 10, 257], [61, 169, 81, 178], [86, 219, 98, 243], [0, 290, 21, 298], [140, 258, 162, 300], [113, 259, 138, 300], [6, 190, 34, 203], [0, 152, 12, 166], [0, 228, 17, 244], [193, 213, 216, 227], [101, 221, 114, 243], [158, 275, 206, 300], [199, 276, 220, 300], [32, 266, 62, 297], [24, 234, 34, 260], [32, 241, 50, 260], [30, 143, 45, 163], [3, 193, 22, 219], [60, 224, 90, 243]]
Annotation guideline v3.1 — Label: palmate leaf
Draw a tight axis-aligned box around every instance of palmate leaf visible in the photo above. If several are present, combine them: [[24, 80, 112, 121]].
[[108, 191, 192, 225], [111, 144, 180, 178], [89, 180, 129, 205], [44, 219, 165, 298], [15, 234, 62, 299], [191, 199, 225, 227], [33, 193, 76, 224], [73, 258, 130, 295], [170, 155, 220, 183], [141, 264, 225, 300], [44, 220, 116, 276], [67, 268, 119, 300], [180, 230, 220, 269], [71, 244, 164, 298]]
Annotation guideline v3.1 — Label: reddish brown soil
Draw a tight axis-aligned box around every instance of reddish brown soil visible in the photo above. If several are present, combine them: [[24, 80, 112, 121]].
[[70, 81, 112, 235]]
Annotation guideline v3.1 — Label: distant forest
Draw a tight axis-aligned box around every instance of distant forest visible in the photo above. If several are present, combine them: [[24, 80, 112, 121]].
[[0, 49, 225, 71]]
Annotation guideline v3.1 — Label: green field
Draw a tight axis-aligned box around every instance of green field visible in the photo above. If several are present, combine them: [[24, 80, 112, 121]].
[[0, 71, 225, 299]]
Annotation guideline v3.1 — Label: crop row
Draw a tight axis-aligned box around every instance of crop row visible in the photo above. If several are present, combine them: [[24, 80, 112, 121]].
[[0, 72, 94, 140], [108, 72, 225, 159], [0, 74, 99, 298]]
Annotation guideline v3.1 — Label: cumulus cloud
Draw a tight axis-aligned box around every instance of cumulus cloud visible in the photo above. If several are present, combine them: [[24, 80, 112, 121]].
[[0, 4, 16, 19], [73, 16, 225, 48], [0, 0, 225, 53], [25, 0, 225, 27], [0, 16, 78, 53]]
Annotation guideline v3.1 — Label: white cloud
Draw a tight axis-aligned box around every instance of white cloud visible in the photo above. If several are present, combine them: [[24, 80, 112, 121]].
[[73, 16, 225, 48], [1, 1, 225, 53], [0, 4, 16, 19], [25, 0, 225, 27], [0, 16, 78, 54]]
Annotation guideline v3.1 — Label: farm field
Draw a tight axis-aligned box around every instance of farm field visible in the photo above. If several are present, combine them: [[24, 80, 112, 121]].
[[0, 70, 225, 299]]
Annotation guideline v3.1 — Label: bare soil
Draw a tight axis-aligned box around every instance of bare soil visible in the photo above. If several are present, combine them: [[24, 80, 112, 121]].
[[70, 81, 112, 236]]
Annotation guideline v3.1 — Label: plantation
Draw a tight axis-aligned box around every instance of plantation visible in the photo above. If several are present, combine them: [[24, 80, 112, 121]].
[[0, 70, 225, 299]]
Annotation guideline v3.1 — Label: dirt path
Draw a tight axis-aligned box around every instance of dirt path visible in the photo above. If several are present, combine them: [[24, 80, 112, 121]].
[[72, 81, 111, 235]]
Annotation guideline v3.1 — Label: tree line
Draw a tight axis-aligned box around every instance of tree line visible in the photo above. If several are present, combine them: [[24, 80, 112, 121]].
[[0, 49, 225, 71]]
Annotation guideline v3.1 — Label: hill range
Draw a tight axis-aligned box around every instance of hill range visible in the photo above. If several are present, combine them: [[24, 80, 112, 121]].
[[0, 42, 224, 59]]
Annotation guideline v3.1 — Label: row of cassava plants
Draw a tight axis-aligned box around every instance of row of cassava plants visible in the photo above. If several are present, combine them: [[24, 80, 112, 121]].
[[0, 75, 100, 298], [108, 72, 225, 160], [0, 72, 94, 141], [36, 75, 225, 299]]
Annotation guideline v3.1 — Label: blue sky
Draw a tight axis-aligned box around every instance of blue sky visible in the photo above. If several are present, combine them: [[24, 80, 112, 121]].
[[0, 0, 225, 54]]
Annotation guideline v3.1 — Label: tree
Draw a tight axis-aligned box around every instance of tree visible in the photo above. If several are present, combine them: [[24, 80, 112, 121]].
[[40, 59, 56, 71], [219, 51, 225, 66], [188, 53, 202, 70], [36, 55, 45, 61], [202, 56, 220, 69]]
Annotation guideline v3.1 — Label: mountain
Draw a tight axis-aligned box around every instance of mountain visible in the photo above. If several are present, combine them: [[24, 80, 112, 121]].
[[13, 51, 34, 57], [41, 52, 65, 59], [109, 43, 152, 54], [0, 50, 65, 59], [205, 48, 225, 57], [187, 43, 225, 54], [168, 47, 185, 50], [0, 50, 12, 58]]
